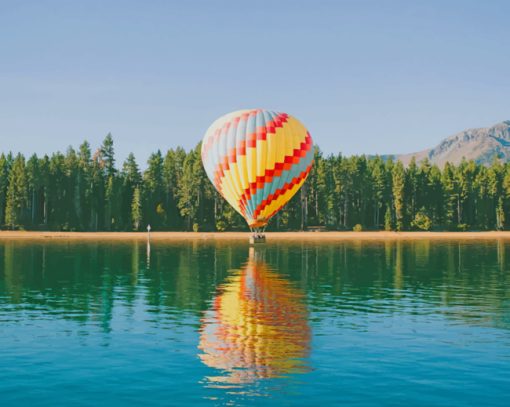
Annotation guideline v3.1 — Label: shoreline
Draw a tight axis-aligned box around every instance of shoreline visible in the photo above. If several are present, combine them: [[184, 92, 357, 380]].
[[1, 230, 510, 241]]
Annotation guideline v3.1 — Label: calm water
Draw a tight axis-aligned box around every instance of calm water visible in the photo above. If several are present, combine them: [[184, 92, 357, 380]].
[[1, 239, 509, 406]]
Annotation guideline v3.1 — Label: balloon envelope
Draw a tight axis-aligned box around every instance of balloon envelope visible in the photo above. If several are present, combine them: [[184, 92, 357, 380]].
[[201, 109, 314, 228]]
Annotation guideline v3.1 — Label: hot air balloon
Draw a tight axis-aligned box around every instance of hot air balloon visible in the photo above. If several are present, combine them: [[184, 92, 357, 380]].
[[201, 109, 314, 235]]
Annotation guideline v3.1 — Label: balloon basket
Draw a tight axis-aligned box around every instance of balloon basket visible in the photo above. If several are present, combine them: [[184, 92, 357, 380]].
[[249, 234, 266, 244]]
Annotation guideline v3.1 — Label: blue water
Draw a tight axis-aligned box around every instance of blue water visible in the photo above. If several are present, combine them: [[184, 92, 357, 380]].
[[0, 240, 509, 406]]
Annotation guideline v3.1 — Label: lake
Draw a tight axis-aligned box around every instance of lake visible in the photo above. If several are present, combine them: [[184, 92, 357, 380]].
[[1, 239, 509, 406]]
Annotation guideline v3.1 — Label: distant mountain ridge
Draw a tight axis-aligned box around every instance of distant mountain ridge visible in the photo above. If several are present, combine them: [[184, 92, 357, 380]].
[[393, 120, 510, 166]]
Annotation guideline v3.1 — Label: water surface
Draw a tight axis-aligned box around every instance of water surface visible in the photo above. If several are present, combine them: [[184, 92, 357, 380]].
[[1, 239, 509, 406]]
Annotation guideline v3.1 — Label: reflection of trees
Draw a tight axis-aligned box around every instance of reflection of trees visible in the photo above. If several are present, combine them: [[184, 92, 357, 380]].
[[1, 241, 120, 331], [198, 248, 310, 386], [0, 239, 509, 336], [0, 241, 248, 332], [272, 240, 510, 329]]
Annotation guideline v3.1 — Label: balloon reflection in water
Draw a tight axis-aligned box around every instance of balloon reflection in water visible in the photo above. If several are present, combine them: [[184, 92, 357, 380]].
[[198, 248, 310, 386]]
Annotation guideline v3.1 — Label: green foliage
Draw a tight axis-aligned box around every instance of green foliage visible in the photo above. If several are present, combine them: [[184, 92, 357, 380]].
[[384, 205, 393, 231], [457, 223, 469, 231], [99, 134, 116, 177], [131, 187, 142, 231], [5, 154, 28, 228], [392, 161, 405, 231], [412, 210, 432, 231], [177, 149, 200, 230], [215, 220, 227, 232], [353, 223, 363, 232], [143, 150, 165, 229], [0, 136, 509, 232], [0, 153, 13, 226]]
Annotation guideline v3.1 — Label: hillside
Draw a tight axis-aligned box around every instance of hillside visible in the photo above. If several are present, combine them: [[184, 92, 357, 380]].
[[396, 120, 510, 166]]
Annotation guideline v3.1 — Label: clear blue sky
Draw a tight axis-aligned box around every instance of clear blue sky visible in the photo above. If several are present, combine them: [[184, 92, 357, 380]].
[[1, 0, 509, 166]]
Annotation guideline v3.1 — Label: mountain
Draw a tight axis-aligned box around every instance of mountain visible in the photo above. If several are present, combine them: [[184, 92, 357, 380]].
[[395, 120, 510, 166]]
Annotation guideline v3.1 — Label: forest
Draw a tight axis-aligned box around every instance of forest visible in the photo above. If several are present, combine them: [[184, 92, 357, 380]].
[[1, 134, 509, 232]]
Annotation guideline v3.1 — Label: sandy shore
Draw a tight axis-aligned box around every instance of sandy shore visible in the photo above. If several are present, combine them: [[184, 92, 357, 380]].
[[1, 230, 510, 241]]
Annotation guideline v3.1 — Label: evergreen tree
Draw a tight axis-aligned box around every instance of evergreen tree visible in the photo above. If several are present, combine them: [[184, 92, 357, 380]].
[[121, 153, 142, 230], [131, 186, 142, 231], [384, 205, 393, 231], [100, 133, 116, 177], [77, 141, 92, 230], [39, 155, 50, 226], [26, 154, 41, 227], [487, 158, 504, 229], [64, 147, 80, 229], [0, 153, 12, 225], [426, 163, 443, 228], [5, 154, 28, 228], [99, 135, 117, 230], [177, 148, 200, 231], [163, 148, 186, 229], [442, 162, 457, 229], [144, 150, 165, 228], [392, 161, 405, 231], [370, 156, 388, 228], [406, 157, 419, 222], [89, 151, 105, 230]]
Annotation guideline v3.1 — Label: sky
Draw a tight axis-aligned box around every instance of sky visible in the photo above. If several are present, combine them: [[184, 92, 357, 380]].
[[1, 0, 509, 166]]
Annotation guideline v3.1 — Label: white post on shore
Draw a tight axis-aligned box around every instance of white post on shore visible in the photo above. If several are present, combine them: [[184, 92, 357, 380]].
[[146, 224, 151, 269]]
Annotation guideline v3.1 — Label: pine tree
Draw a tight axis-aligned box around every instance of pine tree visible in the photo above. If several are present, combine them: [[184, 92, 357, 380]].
[[99, 135, 117, 230], [442, 162, 457, 229], [177, 149, 200, 231], [77, 141, 92, 230], [384, 205, 393, 231], [331, 154, 350, 229], [49, 152, 73, 229], [89, 151, 105, 230], [406, 157, 419, 222], [144, 150, 165, 228], [121, 153, 142, 230], [474, 166, 490, 229], [370, 157, 387, 228], [39, 155, 50, 227], [0, 153, 12, 226], [487, 158, 504, 229], [392, 161, 405, 231], [5, 154, 28, 228], [496, 196, 505, 230], [163, 148, 186, 229], [64, 147, 80, 230], [26, 154, 41, 227], [131, 186, 142, 231], [502, 164, 510, 229], [100, 133, 115, 177], [425, 162, 443, 228]]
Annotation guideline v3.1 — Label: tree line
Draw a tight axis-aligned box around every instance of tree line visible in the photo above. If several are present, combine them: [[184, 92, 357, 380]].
[[1, 134, 510, 231]]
